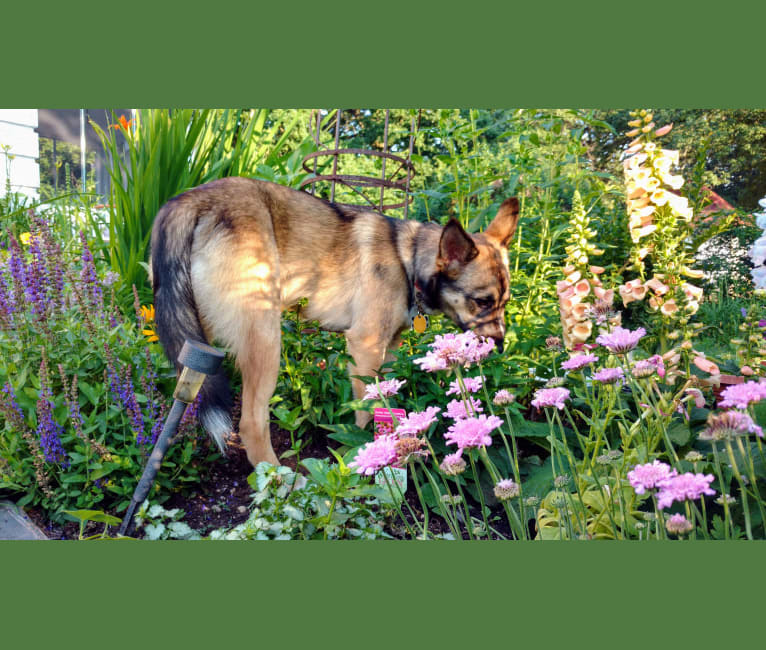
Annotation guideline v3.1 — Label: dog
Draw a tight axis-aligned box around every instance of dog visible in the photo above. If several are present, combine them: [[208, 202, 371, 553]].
[[150, 177, 519, 467]]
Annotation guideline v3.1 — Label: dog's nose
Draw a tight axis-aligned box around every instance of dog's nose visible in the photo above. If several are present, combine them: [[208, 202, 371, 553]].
[[492, 335, 505, 353]]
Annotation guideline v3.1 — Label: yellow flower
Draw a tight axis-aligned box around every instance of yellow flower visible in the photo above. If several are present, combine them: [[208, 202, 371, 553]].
[[19, 232, 32, 245], [142, 327, 159, 343], [140, 304, 155, 323]]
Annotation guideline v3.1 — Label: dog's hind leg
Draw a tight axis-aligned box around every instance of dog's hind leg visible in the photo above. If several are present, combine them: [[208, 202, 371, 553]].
[[237, 313, 282, 467], [191, 223, 283, 467]]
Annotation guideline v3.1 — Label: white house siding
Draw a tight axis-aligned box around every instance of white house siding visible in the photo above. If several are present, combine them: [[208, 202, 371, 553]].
[[0, 109, 40, 200]]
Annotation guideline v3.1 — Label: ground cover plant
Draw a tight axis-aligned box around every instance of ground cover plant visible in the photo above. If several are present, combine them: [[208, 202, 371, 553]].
[[1, 108, 765, 540]]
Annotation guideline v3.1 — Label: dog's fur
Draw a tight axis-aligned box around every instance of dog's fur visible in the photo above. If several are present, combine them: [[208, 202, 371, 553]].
[[150, 177, 519, 466]]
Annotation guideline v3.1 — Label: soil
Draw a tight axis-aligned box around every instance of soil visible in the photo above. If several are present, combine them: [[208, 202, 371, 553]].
[[24, 424, 519, 540]]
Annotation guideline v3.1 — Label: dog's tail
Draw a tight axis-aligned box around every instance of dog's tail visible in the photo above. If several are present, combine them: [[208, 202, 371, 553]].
[[150, 199, 233, 452]]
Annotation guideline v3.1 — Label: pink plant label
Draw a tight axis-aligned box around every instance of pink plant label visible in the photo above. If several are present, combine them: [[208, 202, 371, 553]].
[[373, 408, 406, 438], [373, 408, 407, 493]]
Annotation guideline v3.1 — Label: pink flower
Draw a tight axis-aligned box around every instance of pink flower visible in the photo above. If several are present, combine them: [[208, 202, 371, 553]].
[[445, 396, 484, 420], [593, 367, 624, 384], [530, 387, 570, 410], [394, 406, 441, 436], [492, 389, 516, 406], [699, 410, 763, 441], [414, 331, 495, 373], [349, 435, 398, 475], [627, 461, 677, 495], [665, 513, 693, 536], [493, 479, 520, 500], [362, 378, 405, 401], [561, 353, 598, 371], [444, 414, 502, 449], [440, 451, 467, 475], [718, 380, 766, 410], [656, 472, 715, 509], [446, 375, 484, 396], [632, 355, 665, 378], [596, 326, 646, 354]]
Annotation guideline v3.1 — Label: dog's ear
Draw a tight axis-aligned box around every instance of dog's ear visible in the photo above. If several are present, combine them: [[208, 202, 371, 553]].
[[484, 197, 520, 248], [437, 219, 478, 277]]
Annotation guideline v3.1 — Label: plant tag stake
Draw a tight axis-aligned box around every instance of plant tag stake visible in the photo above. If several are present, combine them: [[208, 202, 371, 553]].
[[373, 407, 407, 496]]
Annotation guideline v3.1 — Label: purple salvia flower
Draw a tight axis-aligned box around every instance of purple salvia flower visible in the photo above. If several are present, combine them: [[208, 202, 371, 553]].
[[35, 359, 68, 466], [7, 237, 27, 307], [79, 231, 103, 310], [0, 262, 16, 326], [0, 381, 26, 430], [26, 233, 49, 318], [596, 326, 646, 354]]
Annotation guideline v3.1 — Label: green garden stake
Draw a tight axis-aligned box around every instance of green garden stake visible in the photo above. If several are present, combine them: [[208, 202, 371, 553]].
[[118, 339, 225, 537]]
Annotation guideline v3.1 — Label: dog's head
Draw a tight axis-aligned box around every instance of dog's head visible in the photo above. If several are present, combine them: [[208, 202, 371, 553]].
[[428, 197, 519, 351]]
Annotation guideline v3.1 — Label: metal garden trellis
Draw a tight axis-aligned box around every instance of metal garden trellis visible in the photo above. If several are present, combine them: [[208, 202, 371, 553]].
[[299, 109, 420, 217]]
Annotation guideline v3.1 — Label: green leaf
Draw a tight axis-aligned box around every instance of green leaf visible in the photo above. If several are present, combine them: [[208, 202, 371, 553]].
[[667, 420, 691, 446], [62, 509, 122, 526], [319, 423, 372, 447]]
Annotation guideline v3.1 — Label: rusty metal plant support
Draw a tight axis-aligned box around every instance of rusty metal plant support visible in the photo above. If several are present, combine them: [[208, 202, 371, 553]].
[[300, 109, 419, 216]]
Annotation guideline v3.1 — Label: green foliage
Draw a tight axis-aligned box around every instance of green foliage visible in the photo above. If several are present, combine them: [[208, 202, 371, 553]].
[[91, 109, 311, 301], [0, 210, 215, 522], [209, 460, 389, 540], [134, 500, 201, 540]]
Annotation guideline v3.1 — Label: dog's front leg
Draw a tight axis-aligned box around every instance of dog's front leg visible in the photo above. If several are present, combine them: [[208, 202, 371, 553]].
[[345, 329, 391, 429]]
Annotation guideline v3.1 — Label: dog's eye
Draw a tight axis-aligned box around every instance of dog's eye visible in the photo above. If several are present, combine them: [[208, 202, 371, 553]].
[[473, 297, 494, 311]]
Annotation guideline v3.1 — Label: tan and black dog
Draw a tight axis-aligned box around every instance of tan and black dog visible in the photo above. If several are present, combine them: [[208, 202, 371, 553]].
[[150, 177, 518, 466]]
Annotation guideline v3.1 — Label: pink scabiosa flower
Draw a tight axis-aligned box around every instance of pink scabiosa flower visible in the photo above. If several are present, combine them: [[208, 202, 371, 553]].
[[699, 410, 763, 441], [665, 513, 693, 536], [493, 479, 520, 501], [717, 380, 766, 410], [656, 472, 715, 509], [632, 355, 665, 379], [349, 435, 398, 475], [445, 396, 483, 420], [414, 331, 495, 373], [593, 367, 624, 384], [444, 414, 502, 450], [561, 353, 598, 371], [627, 460, 677, 495], [530, 387, 570, 410], [362, 378, 405, 401], [394, 406, 441, 436], [596, 326, 646, 354], [440, 451, 467, 476], [394, 435, 429, 464], [492, 389, 515, 406], [446, 375, 484, 396]]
